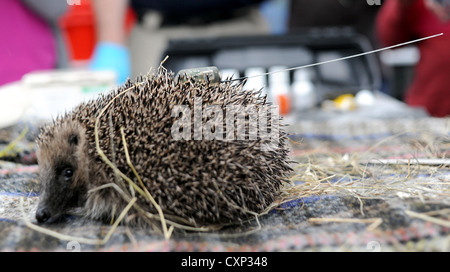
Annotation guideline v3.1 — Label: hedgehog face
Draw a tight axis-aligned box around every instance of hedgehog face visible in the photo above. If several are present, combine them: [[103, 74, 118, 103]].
[[35, 120, 89, 224]]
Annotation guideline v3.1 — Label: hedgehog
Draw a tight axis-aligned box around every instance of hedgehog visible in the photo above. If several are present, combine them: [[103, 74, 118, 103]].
[[35, 67, 292, 228]]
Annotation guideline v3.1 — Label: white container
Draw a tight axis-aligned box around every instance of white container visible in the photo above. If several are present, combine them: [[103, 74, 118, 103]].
[[22, 69, 116, 121], [291, 69, 315, 111]]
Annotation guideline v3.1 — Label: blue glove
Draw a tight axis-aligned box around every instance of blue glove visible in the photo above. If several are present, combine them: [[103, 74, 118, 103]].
[[89, 42, 131, 85]]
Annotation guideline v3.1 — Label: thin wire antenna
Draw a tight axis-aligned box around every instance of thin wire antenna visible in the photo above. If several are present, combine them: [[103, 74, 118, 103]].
[[222, 33, 444, 83]]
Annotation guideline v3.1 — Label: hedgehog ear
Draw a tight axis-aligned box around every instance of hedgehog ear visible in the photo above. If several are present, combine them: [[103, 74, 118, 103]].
[[69, 134, 79, 146]]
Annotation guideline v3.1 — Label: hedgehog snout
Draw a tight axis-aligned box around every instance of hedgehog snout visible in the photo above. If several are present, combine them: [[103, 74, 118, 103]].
[[36, 206, 51, 223]]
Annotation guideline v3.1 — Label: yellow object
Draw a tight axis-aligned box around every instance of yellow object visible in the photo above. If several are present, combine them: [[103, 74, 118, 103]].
[[333, 94, 356, 111]]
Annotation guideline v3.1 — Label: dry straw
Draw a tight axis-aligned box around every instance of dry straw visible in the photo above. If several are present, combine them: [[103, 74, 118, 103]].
[[0, 125, 28, 158]]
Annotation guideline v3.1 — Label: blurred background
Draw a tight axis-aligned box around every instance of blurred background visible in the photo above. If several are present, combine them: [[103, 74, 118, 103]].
[[0, 0, 449, 128]]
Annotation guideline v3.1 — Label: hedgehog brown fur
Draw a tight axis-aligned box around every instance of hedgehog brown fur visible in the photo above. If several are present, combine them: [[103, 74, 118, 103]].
[[35, 68, 292, 228]]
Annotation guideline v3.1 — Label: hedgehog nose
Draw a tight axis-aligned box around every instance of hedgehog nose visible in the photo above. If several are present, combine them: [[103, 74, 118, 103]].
[[36, 207, 51, 223]]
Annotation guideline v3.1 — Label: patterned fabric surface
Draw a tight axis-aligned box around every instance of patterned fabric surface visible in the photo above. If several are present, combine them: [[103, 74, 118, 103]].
[[0, 116, 449, 252]]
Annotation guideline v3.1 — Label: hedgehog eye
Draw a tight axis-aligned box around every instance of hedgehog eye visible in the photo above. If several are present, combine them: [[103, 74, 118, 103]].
[[63, 168, 74, 181], [69, 134, 78, 146]]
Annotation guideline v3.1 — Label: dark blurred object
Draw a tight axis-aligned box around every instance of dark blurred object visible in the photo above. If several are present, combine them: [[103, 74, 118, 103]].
[[287, 0, 386, 100], [131, 0, 265, 25], [390, 65, 415, 101], [288, 0, 381, 48], [379, 46, 420, 101], [162, 30, 381, 102], [131, 0, 264, 17]]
